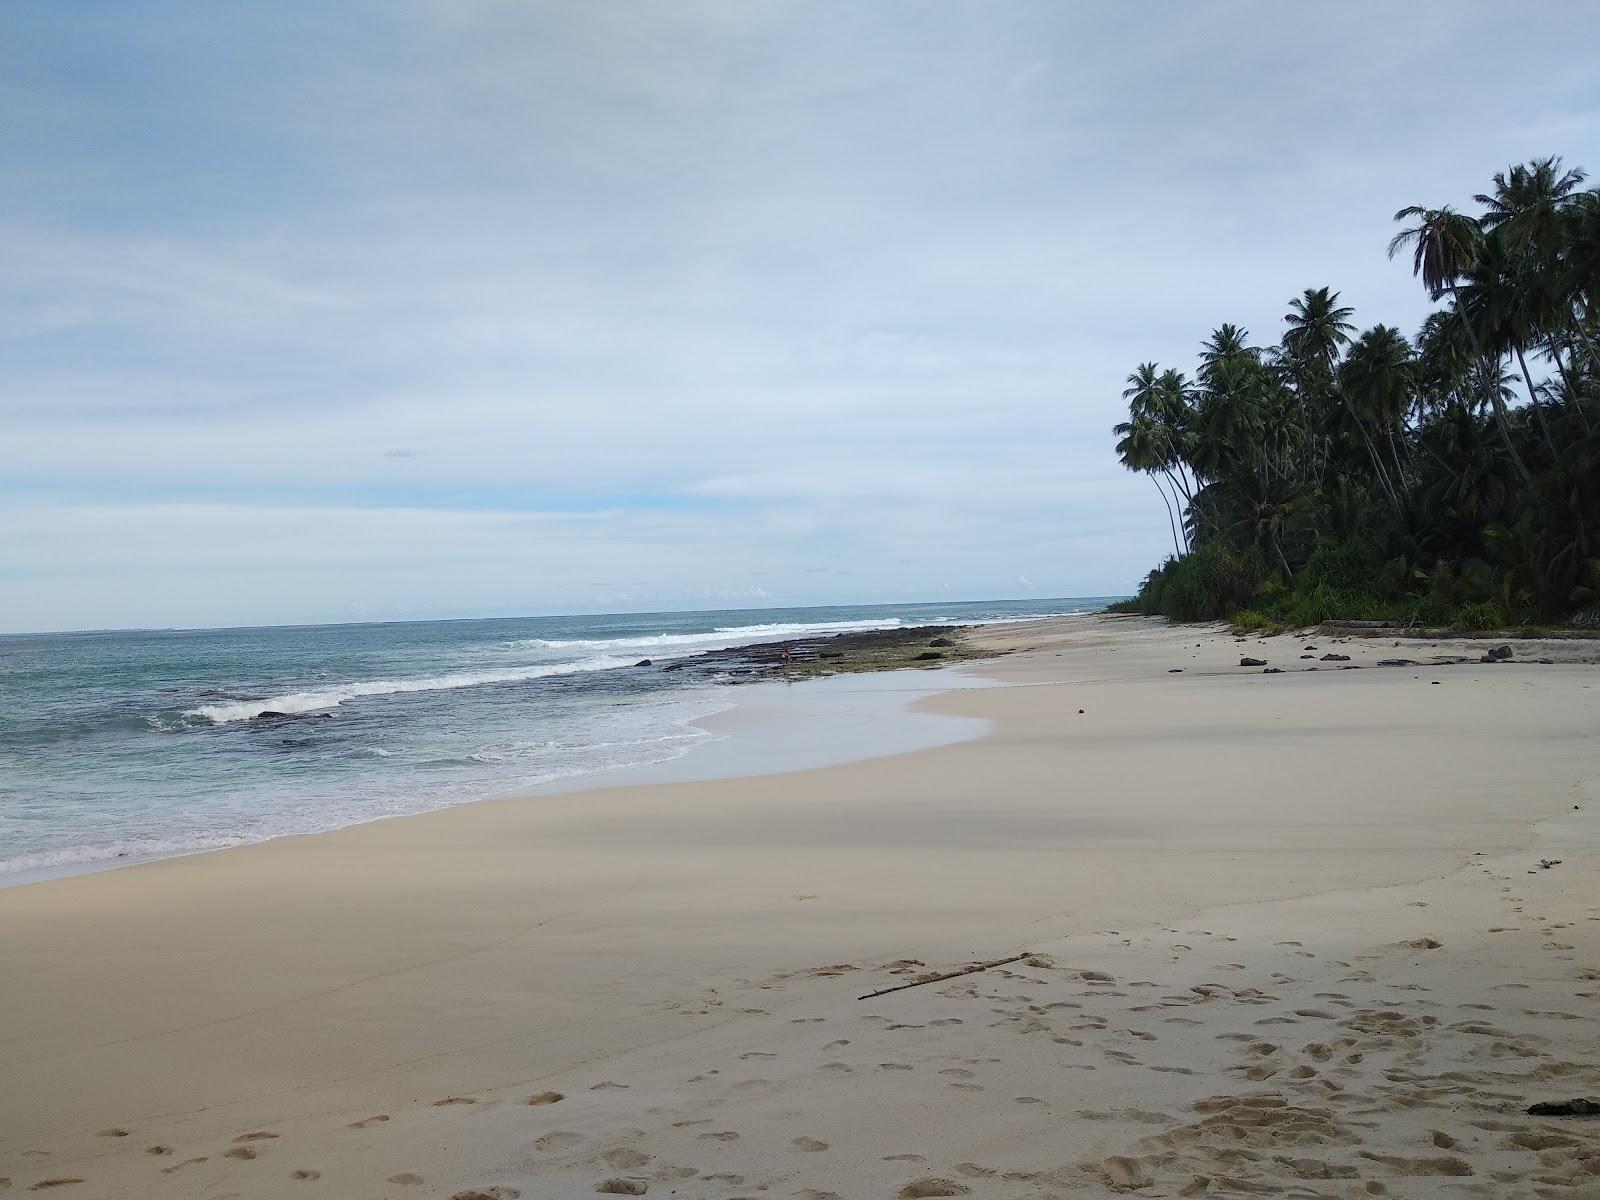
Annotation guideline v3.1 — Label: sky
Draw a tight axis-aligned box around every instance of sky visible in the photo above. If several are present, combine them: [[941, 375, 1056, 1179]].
[[2, 2, 1597, 633]]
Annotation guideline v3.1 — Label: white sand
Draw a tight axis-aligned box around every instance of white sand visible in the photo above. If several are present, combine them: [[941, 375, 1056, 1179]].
[[2, 616, 1597, 1198]]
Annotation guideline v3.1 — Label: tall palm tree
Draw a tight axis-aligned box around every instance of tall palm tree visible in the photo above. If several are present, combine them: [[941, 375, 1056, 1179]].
[[1389, 205, 1532, 481]]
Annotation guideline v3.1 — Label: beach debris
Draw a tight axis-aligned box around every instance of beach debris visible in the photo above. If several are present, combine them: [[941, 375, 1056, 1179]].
[[1240, 657, 1267, 667], [1320, 653, 1350, 661], [858, 952, 1031, 1000], [1481, 644, 1514, 663], [1526, 1098, 1600, 1117], [1536, 859, 1563, 870]]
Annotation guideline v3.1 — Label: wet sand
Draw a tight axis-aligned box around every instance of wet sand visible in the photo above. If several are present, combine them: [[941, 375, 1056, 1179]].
[[2, 615, 1597, 1198]]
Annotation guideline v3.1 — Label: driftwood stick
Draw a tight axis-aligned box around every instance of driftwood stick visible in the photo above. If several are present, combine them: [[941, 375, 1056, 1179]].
[[857, 952, 1030, 1000]]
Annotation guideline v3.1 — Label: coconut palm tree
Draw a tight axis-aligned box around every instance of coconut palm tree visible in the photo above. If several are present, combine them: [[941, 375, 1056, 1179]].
[[1389, 205, 1532, 481]]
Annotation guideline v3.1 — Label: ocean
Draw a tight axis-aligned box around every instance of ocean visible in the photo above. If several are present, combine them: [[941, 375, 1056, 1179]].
[[0, 598, 1110, 882]]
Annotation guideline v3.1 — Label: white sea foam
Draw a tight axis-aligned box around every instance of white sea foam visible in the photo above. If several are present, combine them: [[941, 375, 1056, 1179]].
[[0, 832, 255, 878], [186, 655, 634, 724], [513, 617, 905, 655]]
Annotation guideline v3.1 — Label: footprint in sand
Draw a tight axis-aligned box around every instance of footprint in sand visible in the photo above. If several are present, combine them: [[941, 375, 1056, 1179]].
[[290, 1169, 321, 1181], [591, 1081, 630, 1091], [94, 1129, 127, 1139], [878, 1063, 913, 1071], [697, 1131, 740, 1142], [898, 1179, 970, 1198], [534, 1132, 585, 1152], [160, 1158, 207, 1175], [433, 1096, 478, 1106], [603, 1150, 652, 1170], [595, 1181, 646, 1196], [884, 1155, 925, 1163], [791, 1137, 829, 1152], [823, 1039, 850, 1049], [27, 1182, 85, 1192], [451, 1189, 520, 1200], [387, 1173, 424, 1186], [955, 1164, 996, 1178], [224, 1147, 260, 1160], [525, 1091, 564, 1105], [348, 1115, 389, 1129], [144, 1146, 172, 1156], [738, 1052, 776, 1060], [234, 1131, 280, 1142]]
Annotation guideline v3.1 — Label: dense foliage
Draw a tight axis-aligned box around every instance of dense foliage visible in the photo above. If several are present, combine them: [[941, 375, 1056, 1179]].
[[1112, 157, 1600, 629]]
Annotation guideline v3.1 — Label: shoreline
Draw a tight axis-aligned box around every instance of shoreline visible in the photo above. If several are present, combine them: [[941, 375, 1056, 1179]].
[[3, 615, 1597, 1196], [0, 619, 1042, 891]]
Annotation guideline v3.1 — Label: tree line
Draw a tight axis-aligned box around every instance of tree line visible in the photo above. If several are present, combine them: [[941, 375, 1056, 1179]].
[[1112, 156, 1600, 629]]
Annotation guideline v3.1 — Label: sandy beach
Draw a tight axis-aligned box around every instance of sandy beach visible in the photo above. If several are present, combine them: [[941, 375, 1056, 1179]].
[[3, 615, 1598, 1198]]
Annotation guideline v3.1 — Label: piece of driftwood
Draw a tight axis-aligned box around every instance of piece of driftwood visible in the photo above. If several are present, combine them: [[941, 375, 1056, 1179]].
[[858, 953, 1030, 1000]]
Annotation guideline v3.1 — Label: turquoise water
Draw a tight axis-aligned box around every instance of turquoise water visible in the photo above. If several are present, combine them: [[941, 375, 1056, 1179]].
[[0, 598, 1109, 880]]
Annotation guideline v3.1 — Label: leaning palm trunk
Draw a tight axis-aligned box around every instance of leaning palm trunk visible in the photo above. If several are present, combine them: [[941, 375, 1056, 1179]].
[[1513, 344, 1559, 460], [1151, 474, 1182, 559], [1449, 283, 1532, 482]]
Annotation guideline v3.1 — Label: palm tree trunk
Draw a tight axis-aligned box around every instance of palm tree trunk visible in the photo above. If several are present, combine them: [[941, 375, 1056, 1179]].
[[1449, 284, 1532, 483], [1152, 475, 1182, 559], [1514, 344, 1559, 460]]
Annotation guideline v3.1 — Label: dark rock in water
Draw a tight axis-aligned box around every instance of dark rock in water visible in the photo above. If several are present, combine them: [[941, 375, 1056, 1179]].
[[914, 651, 943, 661], [1485, 644, 1514, 660], [1377, 658, 1418, 667], [662, 661, 687, 672], [1303, 646, 1317, 651], [635, 659, 652, 667], [1526, 1097, 1599, 1117], [1299, 654, 1313, 659], [929, 636, 955, 647], [1240, 657, 1267, 667], [1320, 653, 1350, 662], [256, 711, 287, 720]]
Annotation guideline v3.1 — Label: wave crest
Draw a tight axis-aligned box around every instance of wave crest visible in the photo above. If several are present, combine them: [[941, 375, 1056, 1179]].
[[186, 655, 634, 725]]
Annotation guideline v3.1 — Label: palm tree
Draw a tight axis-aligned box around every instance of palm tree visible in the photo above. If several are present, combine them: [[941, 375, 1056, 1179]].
[[1389, 205, 1532, 481]]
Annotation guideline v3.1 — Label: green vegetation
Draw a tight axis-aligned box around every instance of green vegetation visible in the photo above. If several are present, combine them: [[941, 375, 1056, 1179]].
[[1114, 157, 1600, 629]]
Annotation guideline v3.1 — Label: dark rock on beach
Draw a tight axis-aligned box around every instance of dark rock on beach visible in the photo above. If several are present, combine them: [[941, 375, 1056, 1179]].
[[1320, 653, 1350, 662], [1240, 657, 1267, 667]]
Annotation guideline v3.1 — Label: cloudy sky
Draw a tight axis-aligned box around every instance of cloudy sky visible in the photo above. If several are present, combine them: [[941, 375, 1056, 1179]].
[[2, 2, 1596, 632]]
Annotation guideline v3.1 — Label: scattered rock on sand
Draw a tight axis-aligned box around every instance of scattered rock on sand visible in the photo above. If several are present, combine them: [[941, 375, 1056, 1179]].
[[1485, 644, 1514, 661], [1240, 657, 1267, 667], [1527, 1098, 1600, 1116], [1320, 653, 1350, 661]]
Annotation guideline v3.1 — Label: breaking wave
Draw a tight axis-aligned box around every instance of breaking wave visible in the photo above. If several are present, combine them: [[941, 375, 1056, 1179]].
[[186, 655, 634, 724]]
